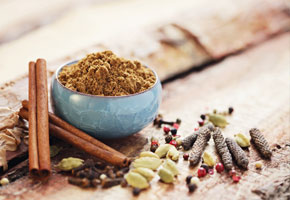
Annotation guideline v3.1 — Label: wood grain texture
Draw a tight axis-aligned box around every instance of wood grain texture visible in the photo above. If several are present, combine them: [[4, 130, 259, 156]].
[[0, 0, 289, 84], [0, 33, 289, 200]]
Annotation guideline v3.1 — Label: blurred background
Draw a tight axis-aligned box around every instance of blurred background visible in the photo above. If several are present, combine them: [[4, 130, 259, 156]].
[[0, 0, 289, 84]]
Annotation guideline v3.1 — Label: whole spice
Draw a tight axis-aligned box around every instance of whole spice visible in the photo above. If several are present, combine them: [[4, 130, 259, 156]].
[[200, 114, 206, 120], [197, 167, 207, 178], [166, 147, 179, 161], [169, 140, 177, 147], [120, 179, 128, 187], [173, 123, 179, 129], [176, 118, 182, 124], [132, 157, 162, 170], [150, 144, 159, 152], [163, 159, 179, 176], [229, 169, 236, 177], [189, 127, 212, 166], [190, 177, 200, 186], [212, 128, 233, 170], [102, 178, 123, 188], [68, 177, 90, 188], [228, 107, 234, 114], [183, 153, 189, 160], [124, 172, 149, 189], [249, 128, 272, 159], [56, 157, 84, 171], [208, 114, 228, 128], [186, 175, 192, 185], [163, 126, 170, 134], [133, 188, 141, 196], [91, 179, 101, 187], [165, 135, 173, 143], [200, 164, 209, 173], [170, 128, 177, 136], [139, 151, 159, 159], [188, 183, 197, 193], [182, 133, 198, 151], [155, 144, 173, 158], [234, 133, 250, 148], [58, 51, 156, 96], [158, 168, 174, 183], [255, 161, 263, 169], [202, 151, 216, 167], [176, 138, 182, 147], [232, 175, 241, 183], [208, 169, 214, 175], [132, 168, 155, 181], [226, 138, 249, 169], [215, 163, 224, 173], [198, 120, 204, 127], [0, 177, 9, 186]]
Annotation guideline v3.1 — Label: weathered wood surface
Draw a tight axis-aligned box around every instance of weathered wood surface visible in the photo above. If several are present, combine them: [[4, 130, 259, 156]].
[[0, 32, 289, 200], [0, 0, 289, 83]]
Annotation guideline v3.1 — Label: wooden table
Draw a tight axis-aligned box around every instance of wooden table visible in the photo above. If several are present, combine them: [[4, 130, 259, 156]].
[[0, 0, 289, 199]]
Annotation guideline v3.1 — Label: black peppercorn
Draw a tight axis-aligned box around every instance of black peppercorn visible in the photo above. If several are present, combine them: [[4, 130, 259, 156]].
[[228, 107, 234, 114], [200, 114, 206, 120], [188, 183, 197, 193], [150, 144, 159, 152], [200, 164, 209, 173], [176, 118, 182, 124], [186, 175, 192, 185], [133, 188, 141, 196], [120, 179, 127, 187], [165, 135, 173, 143], [170, 128, 177, 136]]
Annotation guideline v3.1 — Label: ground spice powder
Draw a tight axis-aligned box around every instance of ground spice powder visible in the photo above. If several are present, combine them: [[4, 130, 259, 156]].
[[58, 51, 156, 96]]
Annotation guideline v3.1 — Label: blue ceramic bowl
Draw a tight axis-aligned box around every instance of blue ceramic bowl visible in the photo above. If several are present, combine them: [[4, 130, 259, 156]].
[[51, 61, 162, 139]]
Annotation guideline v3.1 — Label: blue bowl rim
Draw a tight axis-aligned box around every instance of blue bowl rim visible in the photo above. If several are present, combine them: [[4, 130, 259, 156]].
[[54, 60, 160, 98]]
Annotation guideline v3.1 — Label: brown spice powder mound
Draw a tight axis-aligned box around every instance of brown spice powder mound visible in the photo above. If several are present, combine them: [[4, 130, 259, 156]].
[[58, 51, 156, 96]]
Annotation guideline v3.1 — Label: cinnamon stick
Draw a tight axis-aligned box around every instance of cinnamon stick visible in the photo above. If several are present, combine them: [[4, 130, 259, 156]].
[[19, 108, 130, 167], [35, 59, 51, 177], [22, 100, 125, 158], [28, 61, 39, 176]]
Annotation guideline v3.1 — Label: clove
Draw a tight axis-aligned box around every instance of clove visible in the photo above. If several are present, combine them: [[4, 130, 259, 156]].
[[101, 178, 123, 188]]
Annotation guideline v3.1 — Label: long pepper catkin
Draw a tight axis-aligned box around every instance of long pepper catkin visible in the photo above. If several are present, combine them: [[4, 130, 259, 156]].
[[182, 123, 214, 151], [182, 134, 198, 151], [249, 128, 272, 159], [213, 128, 233, 170], [189, 127, 212, 166], [226, 138, 248, 169]]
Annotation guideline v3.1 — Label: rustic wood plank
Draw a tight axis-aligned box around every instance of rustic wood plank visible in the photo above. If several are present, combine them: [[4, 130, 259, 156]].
[[0, 33, 289, 200], [0, 0, 289, 84], [0, 0, 99, 44]]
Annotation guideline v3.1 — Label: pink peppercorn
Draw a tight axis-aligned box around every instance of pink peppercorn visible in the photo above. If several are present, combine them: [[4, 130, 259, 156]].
[[151, 141, 159, 146], [173, 123, 180, 129], [232, 175, 241, 183], [198, 120, 204, 127], [194, 127, 199, 131], [169, 140, 177, 147], [197, 167, 207, 178], [163, 126, 170, 134], [215, 163, 224, 173], [208, 169, 214, 175], [229, 169, 236, 177], [183, 153, 189, 160]]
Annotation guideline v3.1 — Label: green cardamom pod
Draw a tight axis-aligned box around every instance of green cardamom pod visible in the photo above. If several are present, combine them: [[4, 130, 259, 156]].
[[163, 159, 179, 176], [124, 172, 149, 189], [139, 151, 160, 159], [209, 114, 228, 128], [56, 157, 84, 171], [132, 167, 155, 181], [158, 168, 174, 183], [132, 157, 162, 170]]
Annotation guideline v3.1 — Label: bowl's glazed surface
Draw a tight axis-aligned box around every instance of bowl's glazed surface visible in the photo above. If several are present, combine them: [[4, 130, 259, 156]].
[[51, 61, 162, 139]]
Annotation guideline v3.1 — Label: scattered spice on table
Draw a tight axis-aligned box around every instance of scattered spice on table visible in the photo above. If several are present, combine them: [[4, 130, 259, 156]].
[[189, 126, 212, 166], [212, 128, 233, 171], [226, 138, 249, 169], [58, 51, 156, 96], [249, 128, 272, 159]]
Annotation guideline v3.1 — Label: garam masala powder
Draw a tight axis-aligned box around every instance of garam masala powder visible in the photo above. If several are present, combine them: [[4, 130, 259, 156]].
[[58, 51, 156, 96]]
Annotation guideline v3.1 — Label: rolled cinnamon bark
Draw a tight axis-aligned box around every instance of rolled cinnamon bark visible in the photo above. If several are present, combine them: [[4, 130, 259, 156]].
[[28, 61, 39, 176], [19, 108, 130, 167], [22, 100, 125, 158], [35, 59, 51, 177]]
